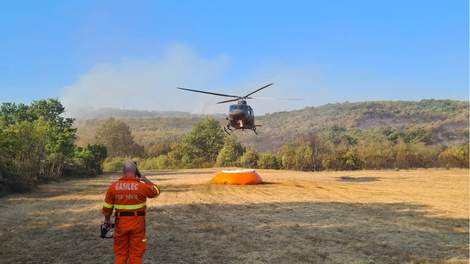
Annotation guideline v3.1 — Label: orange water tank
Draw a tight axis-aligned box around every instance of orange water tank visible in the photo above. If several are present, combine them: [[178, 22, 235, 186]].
[[212, 169, 263, 185]]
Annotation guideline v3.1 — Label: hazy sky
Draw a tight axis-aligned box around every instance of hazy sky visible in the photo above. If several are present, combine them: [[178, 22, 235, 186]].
[[0, 0, 468, 115]]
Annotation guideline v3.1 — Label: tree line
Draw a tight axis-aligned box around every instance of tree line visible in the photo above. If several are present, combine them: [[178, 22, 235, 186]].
[[97, 117, 469, 172], [73, 99, 469, 154], [0, 99, 107, 195]]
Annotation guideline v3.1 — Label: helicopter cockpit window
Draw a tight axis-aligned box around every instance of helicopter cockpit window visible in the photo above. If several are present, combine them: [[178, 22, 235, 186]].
[[229, 105, 237, 111], [238, 105, 248, 112]]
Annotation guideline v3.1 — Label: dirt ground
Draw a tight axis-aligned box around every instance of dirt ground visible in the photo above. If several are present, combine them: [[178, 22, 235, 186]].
[[0, 169, 468, 264]]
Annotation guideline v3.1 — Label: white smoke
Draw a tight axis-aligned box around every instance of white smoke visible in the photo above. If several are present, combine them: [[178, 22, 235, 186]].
[[60, 44, 231, 117], [61, 43, 446, 118]]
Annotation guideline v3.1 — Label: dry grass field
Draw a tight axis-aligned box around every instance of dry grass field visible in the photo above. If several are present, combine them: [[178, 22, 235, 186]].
[[0, 169, 468, 263]]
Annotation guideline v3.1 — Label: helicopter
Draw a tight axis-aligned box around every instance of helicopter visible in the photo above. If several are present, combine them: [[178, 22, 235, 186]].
[[177, 83, 300, 135]]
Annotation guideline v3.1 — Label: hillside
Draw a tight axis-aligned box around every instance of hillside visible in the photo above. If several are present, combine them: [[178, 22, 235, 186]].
[[74, 99, 469, 152]]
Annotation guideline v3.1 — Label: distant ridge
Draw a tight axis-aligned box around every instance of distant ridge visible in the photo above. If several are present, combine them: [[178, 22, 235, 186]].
[[73, 99, 468, 120], [253, 99, 469, 150], [70, 107, 193, 119], [73, 99, 469, 152]]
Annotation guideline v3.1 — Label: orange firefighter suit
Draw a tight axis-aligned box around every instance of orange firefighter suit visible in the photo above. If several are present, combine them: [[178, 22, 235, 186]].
[[102, 175, 160, 264]]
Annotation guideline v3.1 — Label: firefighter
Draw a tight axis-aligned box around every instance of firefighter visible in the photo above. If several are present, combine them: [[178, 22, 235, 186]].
[[102, 161, 161, 264]]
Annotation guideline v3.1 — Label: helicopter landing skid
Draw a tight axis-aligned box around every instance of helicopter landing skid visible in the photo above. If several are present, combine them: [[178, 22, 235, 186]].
[[252, 124, 262, 135], [224, 126, 234, 135], [224, 125, 260, 135]]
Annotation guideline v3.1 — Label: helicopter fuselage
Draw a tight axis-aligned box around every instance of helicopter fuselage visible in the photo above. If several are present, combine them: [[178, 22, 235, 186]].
[[227, 101, 255, 130]]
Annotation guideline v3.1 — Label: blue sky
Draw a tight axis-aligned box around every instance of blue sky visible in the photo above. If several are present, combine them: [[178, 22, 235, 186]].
[[0, 0, 468, 115]]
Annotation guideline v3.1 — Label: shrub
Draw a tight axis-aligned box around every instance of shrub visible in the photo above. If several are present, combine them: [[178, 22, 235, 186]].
[[216, 145, 238, 167], [103, 157, 127, 172], [238, 148, 259, 168], [155, 155, 170, 170], [322, 148, 365, 171], [258, 152, 281, 169], [439, 143, 469, 168]]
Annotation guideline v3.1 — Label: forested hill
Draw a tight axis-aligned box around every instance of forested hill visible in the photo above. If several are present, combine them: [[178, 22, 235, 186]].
[[255, 99, 469, 150], [74, 99, 469, 152]]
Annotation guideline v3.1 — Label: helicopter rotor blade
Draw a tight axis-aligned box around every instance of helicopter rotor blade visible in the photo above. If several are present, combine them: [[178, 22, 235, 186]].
[[177, 87, 239, 98], [217, 98, 240, 104], [248, 97, 302, 100], [243, 83, 274, 98]]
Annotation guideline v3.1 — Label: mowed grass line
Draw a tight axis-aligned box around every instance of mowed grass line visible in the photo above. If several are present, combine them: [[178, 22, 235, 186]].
[[0, 169, 468, 263]]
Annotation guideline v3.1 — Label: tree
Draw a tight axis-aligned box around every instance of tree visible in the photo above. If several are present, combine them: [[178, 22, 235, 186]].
[[216, 136, 246, 167], [298, 132, 327, 157], [0, 99, 111, 195], [222, 136, 245, 157], [360, 141, 395, 169], [155, 155, 170, 170], [184, 118, 225, 164], [167, 143, 195, 168], [340, 134, 358, 147], [1, 99, 76, 138], [73, 144, 108, 175], [404, 126, 430, 144], [238, 148, 258, 168], [344, 148, 365, 170], [395, 150, 419, 169], [147, 143, 171, 158], [2, 119, 48, 189], [278, 145, 295, 170], [439, 143, 469, 168], [0, 99, 79, 191], [95, 117, 144, 158], [326, 124, 347, 145], [216, 145, 238, 167], [258, 152, 281, 169], [294, 144, 313, 171], [322, 148, 365, 170]]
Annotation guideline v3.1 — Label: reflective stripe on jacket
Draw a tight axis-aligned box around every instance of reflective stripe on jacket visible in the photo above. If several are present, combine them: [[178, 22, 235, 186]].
[[102, 175, 160, 216]]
